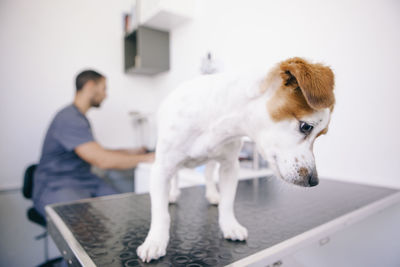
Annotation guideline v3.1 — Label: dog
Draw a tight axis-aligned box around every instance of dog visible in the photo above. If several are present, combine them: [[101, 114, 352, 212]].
[[137, 57, 335, 262]]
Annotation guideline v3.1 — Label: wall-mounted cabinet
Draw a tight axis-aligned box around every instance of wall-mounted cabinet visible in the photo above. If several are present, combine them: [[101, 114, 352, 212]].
[[124, 26, 169, 75], [139, 0, 195, 31], [124, 0, 194, 75]]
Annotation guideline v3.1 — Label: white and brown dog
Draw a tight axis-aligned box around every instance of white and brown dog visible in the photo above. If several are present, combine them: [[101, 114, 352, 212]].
[[137, 57, 335, 262]]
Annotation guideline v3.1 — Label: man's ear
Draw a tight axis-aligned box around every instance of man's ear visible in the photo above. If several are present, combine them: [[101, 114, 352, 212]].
[[81, 80, 96, 93], [280, 57, 335, 110], [86, 80, 96, 87]]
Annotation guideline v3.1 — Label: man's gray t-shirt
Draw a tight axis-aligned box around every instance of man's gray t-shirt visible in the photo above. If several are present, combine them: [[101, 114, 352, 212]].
[[33, 104, 99, 200]]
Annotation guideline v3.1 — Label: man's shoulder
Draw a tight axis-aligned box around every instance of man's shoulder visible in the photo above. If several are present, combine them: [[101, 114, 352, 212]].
[[53, 104, 88, 127], [56, 104, 77, 116], [54, 104, 82, 119]]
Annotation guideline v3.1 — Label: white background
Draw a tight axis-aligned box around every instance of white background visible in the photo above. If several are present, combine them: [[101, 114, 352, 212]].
[[1, 0, 399, 191]]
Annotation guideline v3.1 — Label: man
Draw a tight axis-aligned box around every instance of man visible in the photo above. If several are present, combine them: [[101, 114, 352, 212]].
[[33, 70, 154, 217]]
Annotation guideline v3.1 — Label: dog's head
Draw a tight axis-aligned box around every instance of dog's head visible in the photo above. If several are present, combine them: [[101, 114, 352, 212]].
[[254, 57, 335, 187]]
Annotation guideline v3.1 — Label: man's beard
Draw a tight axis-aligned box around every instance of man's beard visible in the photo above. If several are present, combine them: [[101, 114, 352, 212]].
[[90, 99, 101, 108]]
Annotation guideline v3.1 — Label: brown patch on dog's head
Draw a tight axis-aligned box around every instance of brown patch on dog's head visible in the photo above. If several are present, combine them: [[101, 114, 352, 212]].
[[266, 57, 335, 121]]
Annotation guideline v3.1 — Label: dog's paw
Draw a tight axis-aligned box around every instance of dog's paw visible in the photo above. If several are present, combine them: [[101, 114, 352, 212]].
[[220, 222, 248, 241], [205, 191, 220, 205], [168, 189, 181, 204], [137, 237, 168, 263]]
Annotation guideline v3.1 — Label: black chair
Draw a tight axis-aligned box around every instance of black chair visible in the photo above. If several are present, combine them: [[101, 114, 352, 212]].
[[23, 165, 47, 227], [22, 164, 62, 266]]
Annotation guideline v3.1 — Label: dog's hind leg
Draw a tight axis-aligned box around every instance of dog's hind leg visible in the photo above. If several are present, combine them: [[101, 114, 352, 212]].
[[218, 140, 248, 241], [137, 161, 176, 262], [205, 161, 220, 205], [169, 174, 181, 204]]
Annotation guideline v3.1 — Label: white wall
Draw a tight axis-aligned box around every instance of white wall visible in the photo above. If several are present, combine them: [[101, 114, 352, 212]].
[[0, 0, 157, 189], [1, 0, 400, 189], [153, 0, 400, 189]]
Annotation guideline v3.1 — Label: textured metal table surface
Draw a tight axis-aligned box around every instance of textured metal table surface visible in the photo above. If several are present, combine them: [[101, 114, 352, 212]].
[[46, 177, 399, 267]]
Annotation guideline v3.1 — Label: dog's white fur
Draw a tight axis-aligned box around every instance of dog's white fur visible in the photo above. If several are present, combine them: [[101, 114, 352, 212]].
[[137, 64, 332, 262]]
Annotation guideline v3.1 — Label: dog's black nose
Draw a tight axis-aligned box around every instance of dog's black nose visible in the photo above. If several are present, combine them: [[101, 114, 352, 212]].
[[308, 174, 319, 187]]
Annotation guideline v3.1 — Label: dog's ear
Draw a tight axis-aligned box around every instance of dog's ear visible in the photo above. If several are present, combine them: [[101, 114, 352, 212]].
[[280, 58, 335, 110]]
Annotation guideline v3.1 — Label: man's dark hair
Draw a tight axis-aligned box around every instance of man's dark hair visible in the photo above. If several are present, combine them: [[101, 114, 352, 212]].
[[75, 70, 105, 91]]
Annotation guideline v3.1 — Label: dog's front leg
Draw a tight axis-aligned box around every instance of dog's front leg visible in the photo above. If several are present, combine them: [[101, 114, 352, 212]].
[[137, 163, 172, 262], [218, 159, 248, 241]]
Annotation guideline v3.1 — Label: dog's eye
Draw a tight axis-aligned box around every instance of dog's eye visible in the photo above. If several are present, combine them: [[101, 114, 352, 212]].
[[299, 121, 314, 135]]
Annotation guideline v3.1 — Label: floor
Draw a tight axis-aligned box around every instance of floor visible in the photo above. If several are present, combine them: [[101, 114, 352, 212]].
[[0, 189, 62, 267]]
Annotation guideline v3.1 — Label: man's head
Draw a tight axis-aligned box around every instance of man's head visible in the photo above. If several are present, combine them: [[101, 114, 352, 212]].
[[76, 70, 107, 108]]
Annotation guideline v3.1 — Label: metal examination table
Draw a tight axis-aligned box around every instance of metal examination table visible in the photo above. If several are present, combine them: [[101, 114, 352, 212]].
[[46, 177, 400, 267]]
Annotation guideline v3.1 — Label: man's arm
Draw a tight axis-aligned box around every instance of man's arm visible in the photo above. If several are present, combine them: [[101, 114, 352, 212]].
[[112, 147, 148, 155], [75, 142, 154, 170]]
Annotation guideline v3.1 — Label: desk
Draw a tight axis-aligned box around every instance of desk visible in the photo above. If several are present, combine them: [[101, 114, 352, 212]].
[[46, 177, 400, 267]]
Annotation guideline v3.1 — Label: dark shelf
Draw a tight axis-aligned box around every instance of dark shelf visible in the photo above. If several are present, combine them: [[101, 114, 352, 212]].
[[124, 26, 170, 75]]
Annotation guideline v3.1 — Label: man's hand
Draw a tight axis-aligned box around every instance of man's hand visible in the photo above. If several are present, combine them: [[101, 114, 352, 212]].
[[113, 146, 154, 155]]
